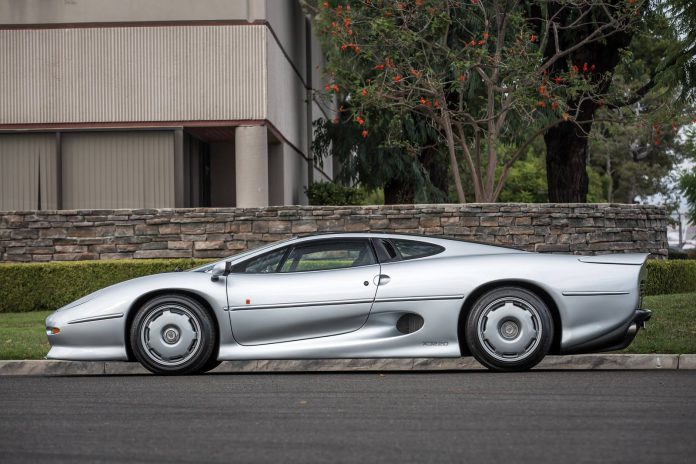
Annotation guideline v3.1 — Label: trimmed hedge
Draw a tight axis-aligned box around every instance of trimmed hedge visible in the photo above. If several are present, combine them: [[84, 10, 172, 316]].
[[305, 182, 364, 206], [645, 260, 696, 296], [0, 258, 693, 313], [0, 259, 213, 313]]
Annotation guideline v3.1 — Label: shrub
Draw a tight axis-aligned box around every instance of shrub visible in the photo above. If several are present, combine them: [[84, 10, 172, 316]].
[[305, 182, 364, 206], [0, 259, 213, 313], [645, 260, 696, 296], [667, 247, 688, 260]]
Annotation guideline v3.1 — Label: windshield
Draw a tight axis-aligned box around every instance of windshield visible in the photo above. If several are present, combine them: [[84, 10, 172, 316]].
[[189, 236, 297, 272]]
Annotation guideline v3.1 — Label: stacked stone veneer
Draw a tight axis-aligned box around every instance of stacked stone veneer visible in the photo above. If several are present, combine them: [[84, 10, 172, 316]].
[[0, 204, 668, 262]]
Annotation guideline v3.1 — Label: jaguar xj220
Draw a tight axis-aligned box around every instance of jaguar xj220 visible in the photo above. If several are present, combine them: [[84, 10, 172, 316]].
[[45, 233, 651, 374]]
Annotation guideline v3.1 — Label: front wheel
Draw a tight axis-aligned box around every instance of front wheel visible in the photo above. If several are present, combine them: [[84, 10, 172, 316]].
[[465, 287, 553, 372], [130, 294, 217, 375]]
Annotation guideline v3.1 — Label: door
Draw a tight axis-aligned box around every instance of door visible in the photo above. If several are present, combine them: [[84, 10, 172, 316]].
[[227, 239, 380, 345]]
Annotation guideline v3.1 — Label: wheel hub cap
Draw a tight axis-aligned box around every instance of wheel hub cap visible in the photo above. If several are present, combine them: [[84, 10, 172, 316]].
[[163, 327, 180, 344], [478, 297, 542, 362], [500, 320, 519, 339], [140, 306, 201, 367]]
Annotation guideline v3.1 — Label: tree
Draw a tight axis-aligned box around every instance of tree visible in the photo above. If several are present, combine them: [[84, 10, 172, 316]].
[[681, 171, 696, 223], [532, 0, 696, 202], [586, 16, 696, 204], [589, 121, 684, 203], [679, 127, 696, 222], [313, 107, 450, 203], [314, 0, 642, 203]]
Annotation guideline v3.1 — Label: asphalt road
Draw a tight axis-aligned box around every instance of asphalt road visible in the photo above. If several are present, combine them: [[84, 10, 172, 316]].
[[1, 371, 695, 464]]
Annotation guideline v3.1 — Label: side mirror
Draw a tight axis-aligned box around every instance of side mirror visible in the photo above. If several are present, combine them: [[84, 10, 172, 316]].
[[211, 261, 231, 282]]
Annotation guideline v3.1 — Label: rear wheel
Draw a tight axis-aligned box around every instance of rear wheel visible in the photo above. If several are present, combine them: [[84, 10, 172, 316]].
[[130, 294, 217, 375], [465, 287, 553, 371]]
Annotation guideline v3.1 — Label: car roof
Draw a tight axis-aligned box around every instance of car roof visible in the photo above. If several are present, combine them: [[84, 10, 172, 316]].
[[192, 232, 524, 272], [291, 232, 523, 255]]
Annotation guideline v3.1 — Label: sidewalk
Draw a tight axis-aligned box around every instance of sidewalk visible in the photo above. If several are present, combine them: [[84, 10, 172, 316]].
[[1, 354, 694, 376]]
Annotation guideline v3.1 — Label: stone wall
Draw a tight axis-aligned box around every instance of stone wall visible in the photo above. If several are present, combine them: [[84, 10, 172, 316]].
[[0, 204, 668, 262]]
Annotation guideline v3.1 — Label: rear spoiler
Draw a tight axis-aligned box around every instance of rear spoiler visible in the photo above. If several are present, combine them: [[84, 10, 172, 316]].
[[577, 254, 649, 265]]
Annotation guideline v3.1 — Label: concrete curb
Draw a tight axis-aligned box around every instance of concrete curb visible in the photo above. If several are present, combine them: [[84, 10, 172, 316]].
[[0, 354, 693, 376]]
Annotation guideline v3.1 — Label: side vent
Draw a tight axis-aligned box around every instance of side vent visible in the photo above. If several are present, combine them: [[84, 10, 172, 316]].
[[396, 314, 424, 334]]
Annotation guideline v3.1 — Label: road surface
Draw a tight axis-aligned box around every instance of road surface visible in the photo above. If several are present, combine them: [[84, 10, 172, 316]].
[[1, 371, 695, 463]]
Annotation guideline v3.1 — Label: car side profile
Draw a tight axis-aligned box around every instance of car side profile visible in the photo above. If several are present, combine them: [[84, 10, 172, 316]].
[[45, 233, 651, 374]]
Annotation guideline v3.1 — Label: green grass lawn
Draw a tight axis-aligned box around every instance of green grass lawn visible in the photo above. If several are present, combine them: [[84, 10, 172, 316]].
[[621, 292, 696, 354], [0, 293, 694, 360], [0, 311, 52, 360]]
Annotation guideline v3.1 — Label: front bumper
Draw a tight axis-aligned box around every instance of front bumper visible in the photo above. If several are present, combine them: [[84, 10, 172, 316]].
[[563, 309, 652, 354], [45, 310, 129, 361]]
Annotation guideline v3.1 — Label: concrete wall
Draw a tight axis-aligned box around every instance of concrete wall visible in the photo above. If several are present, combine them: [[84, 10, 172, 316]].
[[0, 0, 333, 207], [0, 0, 267, 24], [0, 204, 668, 262], [266, 29, 307, 156], [0, 25, 267, 124]]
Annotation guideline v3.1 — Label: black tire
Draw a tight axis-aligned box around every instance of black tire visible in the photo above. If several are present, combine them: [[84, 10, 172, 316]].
[[130, 294, 217, 375], [465, 286, 553, 372], [197, 357, 222, 374]]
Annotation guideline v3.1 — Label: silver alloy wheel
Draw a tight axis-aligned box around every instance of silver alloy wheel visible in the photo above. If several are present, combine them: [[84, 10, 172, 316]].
[[140, 304, 202, 367], [476, 296, 542, 362]]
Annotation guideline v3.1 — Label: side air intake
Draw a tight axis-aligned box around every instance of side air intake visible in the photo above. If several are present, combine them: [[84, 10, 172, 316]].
[[396, 314, 424, 334]]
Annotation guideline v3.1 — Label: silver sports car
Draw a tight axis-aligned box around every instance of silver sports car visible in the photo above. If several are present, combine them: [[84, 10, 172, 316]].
[[45, 232, 651, 374]]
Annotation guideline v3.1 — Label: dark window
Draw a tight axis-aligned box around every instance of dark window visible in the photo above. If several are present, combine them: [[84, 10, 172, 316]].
[[280, 240, 376, 272], [233, 247, 288, 274], [391, 239, 444, 260], [381, 240, 398, 260]]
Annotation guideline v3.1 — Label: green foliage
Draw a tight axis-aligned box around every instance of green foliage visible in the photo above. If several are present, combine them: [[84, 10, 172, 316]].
[[651, 0, 696, 103], [680, 169, 696, 224], [0, 259, 212, 313], [678, 128, 696, 222], [667, 247, 690, 260], [313, 111, 449, 204], [586, 167, 609, 203], [645, 260, 696, 295], [495, 146, 606, 203], [497, 148, 548, 203], [305, 182, 365, 206], [588, 15, 696, 205]]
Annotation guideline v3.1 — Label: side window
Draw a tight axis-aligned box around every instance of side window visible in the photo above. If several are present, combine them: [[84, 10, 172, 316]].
[[280, 240, 376, 272], [232, 247, 287, 273], [373, 238, 399, 263], [391, 239, 444, 260]]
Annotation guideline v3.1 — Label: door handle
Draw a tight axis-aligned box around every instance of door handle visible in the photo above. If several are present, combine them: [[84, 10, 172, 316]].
[[373, 274, 391, 286]]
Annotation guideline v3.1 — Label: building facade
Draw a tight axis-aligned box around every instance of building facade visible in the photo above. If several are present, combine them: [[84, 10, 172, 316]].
[[0, 0, 332, 211]]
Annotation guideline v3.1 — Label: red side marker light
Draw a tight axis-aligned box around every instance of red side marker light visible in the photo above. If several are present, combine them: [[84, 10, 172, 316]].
[[245, 298, 251, 305]]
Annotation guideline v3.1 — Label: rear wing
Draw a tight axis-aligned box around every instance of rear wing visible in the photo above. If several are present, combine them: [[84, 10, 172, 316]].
[[577, 254, 649, 265]]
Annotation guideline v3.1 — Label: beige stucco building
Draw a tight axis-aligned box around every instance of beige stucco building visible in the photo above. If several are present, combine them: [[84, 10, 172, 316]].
[[0, 0, 332, 211]]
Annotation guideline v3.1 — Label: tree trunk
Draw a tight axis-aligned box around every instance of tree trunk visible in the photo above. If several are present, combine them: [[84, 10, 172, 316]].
[[419, 145, 449, 202], [544, 122, 590, 202], [384, 177, 415, 204]]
